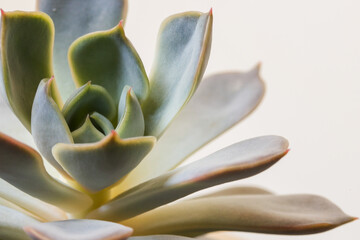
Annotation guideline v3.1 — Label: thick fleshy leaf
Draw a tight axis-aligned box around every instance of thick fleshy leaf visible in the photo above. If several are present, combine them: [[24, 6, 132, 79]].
[[72, 116, 105, 143], [129, 236, 195, 240], [0, 132, 92, 213], [62, 83, 116, 131], [193, 185, 272, 199], [116, 87, 145, 138], [0, 179, 67, 222], [31, 78, 73, 177], [53, 131, 156, 192], [89, 136, 289, 221], [123, 194, 355, 236], [37, 0, 128, 100], [68, 20, 148, 105], [115, 66, 265, 192], [90, 112, 114, 135], [0, 10, 61, 131], [24, 219, 132, 240], [0, 206, 38, 240], [142, 11, 213, 137]]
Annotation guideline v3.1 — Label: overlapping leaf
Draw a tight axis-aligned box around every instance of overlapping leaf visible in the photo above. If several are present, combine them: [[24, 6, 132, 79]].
[[89, 136, 288, 221], [37, 0, 128, 100]]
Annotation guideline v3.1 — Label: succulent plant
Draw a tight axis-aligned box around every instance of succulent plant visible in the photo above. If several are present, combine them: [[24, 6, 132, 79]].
[[0, 0, 355, 239]]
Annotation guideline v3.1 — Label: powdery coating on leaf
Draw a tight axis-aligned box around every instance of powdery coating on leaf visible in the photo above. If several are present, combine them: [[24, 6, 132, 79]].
[[122, 194, 355, 236], [24, 219, 133, 240]]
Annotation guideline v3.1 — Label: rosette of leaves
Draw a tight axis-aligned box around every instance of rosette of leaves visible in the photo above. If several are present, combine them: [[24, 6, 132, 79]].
[[0, 0, 355, 240]]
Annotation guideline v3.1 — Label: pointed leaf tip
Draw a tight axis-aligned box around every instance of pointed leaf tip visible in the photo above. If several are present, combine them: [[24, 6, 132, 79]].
[[209, 8, 213, 15], [0, 9, 5, 16]]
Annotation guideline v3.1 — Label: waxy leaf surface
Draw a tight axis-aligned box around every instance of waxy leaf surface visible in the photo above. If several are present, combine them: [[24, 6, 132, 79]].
[[130, 236, 195, 240], [0, 179, 67, 222], [24, 219, 132, 240], [142, 11, 212, 137], [72, 116, 105, 144], [31, 79, 73, 177], [123, 194, 355, 236], [90, 112, 114, 135], [0, 10, 61, 131], [37, 0, 128, 100], [68, 21, 148, 105], [0, 132, 92, 213], [53, 132, 156, 192], [117, 66, 265, 190], [89, 136, 288, 221], [0, 206, 38, 240], [116, 87, 145, 138], [62, 83, 116, 131]]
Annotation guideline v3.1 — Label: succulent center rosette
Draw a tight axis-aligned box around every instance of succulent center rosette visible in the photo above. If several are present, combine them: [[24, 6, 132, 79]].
[[0, 1, 355, 240]]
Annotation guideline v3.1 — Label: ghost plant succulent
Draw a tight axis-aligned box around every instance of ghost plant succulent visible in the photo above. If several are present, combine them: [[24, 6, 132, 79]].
[[0, 0, 355, 239]]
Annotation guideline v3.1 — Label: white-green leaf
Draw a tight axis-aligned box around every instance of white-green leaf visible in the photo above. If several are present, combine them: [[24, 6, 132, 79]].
[[53, 132, 156, 193], [142, 10, 213, 137], [129, 236, 195, 240], [116, 66, 265, 190], [31, 78, 73, 178], [0, 179, 67, 222], [24, 219, 132, 240], [0, 205, 38, 240], [88, 136, 288, 221], [123, 194, 355, 236], [37, 0, 128, 100], [0, 132, 92, 213], [68, 19, 148, 105], [72, 116, 105, 144]]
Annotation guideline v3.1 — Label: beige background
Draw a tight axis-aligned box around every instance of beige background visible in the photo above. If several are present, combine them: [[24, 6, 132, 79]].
[[0, 0, 359, 239]]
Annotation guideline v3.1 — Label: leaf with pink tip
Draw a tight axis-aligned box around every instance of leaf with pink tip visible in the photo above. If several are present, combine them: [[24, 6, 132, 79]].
[[24, 219, 132, 240], [68, 19, 149, 106], [37, 0, 128, 100], [142, 11, 212, 137], [0, 10, 61, 131], [0, 132, 92, 213], [52, 132, 156, 193], [123, 194, 355, 236], [88, 136, 288, 221], [116, 66, 265, 192]]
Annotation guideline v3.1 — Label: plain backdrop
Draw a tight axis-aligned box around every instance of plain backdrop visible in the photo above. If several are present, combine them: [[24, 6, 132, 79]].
[[0, 0, 359, 239]]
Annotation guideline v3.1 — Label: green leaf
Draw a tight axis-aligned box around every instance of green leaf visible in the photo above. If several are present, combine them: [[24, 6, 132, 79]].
[[36, 0, 128, 100], [129, 236, 195, 240], [68, 20, 148, 105], [122, 194, 356, 236], [0, 179, 67, 222], [88, 136, 289, 221], [0, 206, 38, 240], [52, 132, 156, 193], [0, 132, 92, 213], [116, 87, 145, 138], [72, 116, 105, 143], [90, 112, 114, 135], [116, 66, 265, 191], [24, 219, 132, 240], [31, 78, 73, 178], [192, 185, 272, 199], [62, 83, 116, 131], [142, 10, 213, 137], [0, 10, 61, 131]]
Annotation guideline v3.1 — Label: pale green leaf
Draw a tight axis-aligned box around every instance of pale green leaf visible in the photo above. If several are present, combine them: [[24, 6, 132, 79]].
[[90, 112, 114, 135], [0, 206, 38, 240], [62, 83, 116, 131], [68, 20, 148, 105], [36, 0, 128, 100], [123, 194, 355, 236], [116, 87, 145, 138], [53, 132, 156, 193], [116, 66, 265, 190], [0, 10, 61, 131], [31, 78, 73, 178], [0, 132, 92, 213], [89, 136, 288, 221], [143, 11, 212, 137], [24, 219, 132, 240], [72, 116, 105, 143], [129, 236, 195, 240]]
